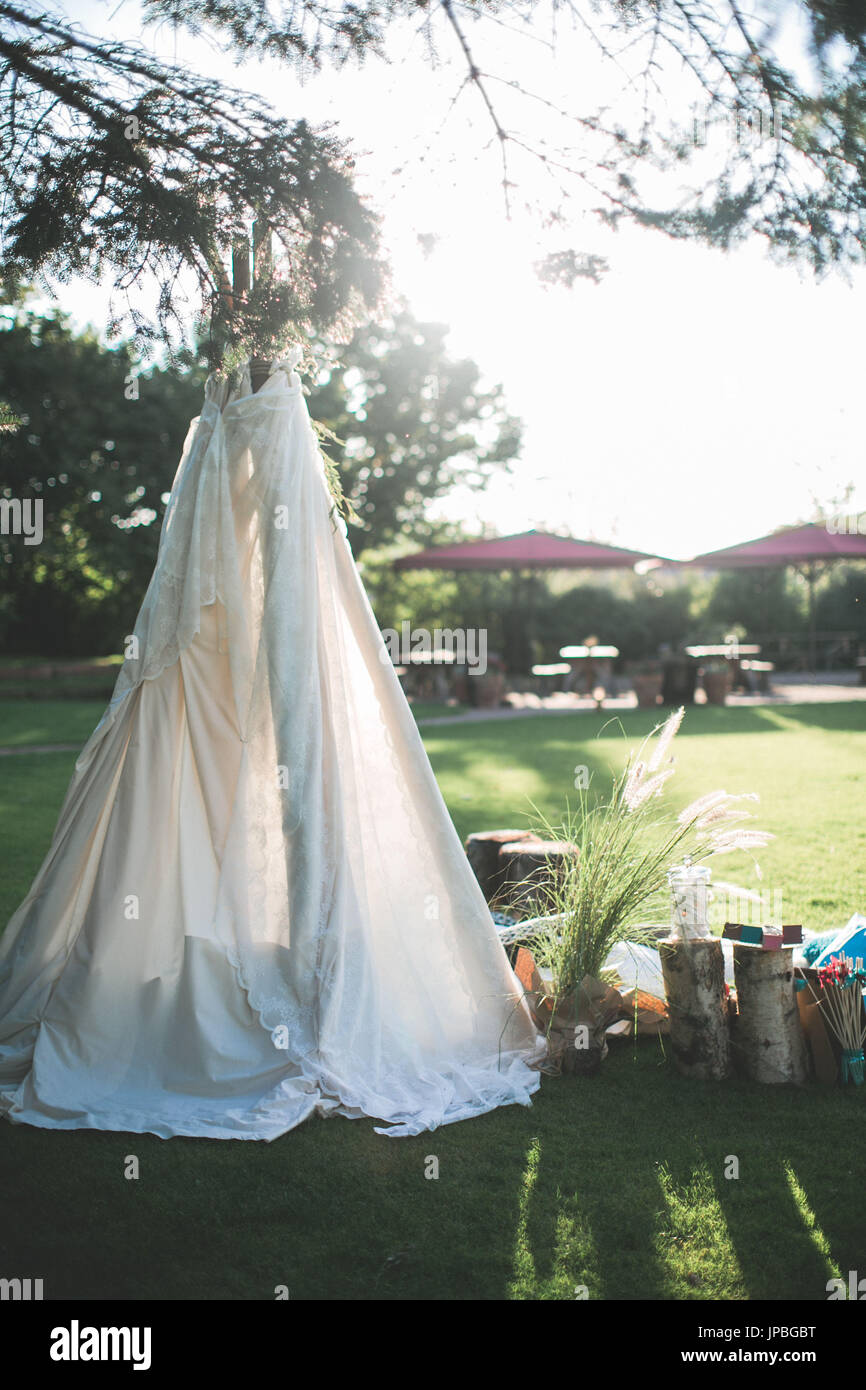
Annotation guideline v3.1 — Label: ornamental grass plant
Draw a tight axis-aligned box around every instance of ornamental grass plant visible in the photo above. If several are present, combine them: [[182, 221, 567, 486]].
[[526, 707, 773, 1001]]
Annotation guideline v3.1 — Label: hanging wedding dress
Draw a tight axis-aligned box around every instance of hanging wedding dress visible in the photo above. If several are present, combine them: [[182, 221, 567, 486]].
[[0, 354, 545, 1139]]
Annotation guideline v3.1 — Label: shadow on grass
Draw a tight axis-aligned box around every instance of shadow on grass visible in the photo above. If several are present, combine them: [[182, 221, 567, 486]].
[[756, 702, 866, 735], [548, 703, 866, 739], [2, 1045, 864, 1301]]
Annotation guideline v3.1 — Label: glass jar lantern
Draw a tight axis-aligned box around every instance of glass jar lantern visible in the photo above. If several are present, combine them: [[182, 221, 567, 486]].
[[668, 859, 712, 941]]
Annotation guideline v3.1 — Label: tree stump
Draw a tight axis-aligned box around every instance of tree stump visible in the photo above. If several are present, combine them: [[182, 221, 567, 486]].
[[732, 945, 808, 1084], [659, 937, 731, 1080], [464, 830, 541, 904], [499, 840, 579, 917]]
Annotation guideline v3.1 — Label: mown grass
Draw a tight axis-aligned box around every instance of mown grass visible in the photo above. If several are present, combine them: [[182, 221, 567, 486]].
[[423, 702, 866, 934], [1, 699, 865, 1300], [0, 1043, 860, 1300], [0, 699, 107, 749], [0, 656, 121, 702]]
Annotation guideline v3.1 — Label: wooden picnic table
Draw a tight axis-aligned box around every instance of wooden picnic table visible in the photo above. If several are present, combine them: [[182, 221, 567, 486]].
[[684, 644, 773, 694], [558, 645, 619, 700], [684, 645, 762, 658]]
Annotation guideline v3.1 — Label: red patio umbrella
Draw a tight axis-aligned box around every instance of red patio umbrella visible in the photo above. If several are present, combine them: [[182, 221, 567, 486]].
[[686, 522, 866, 671], [394, 528, 663, 571], [394, 529, 669, 672]]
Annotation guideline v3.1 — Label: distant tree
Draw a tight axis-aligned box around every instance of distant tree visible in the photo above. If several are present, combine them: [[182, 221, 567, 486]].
[[702, 567, 806, 640], [0, 302, 518, 651], [0, 2, 385, 366], [358, 540, 469, 630], [306, 312, 521, 555], [814, 566, 866, 648], [540, 580, 696, 664], [0, 303, 204, 653]]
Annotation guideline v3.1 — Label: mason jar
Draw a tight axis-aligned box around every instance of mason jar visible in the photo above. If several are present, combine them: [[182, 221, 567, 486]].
[[668, 861, 712, 940]]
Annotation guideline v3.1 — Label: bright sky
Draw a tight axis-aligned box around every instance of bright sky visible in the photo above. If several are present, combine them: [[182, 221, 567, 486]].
[[54, 1, 866, 560]]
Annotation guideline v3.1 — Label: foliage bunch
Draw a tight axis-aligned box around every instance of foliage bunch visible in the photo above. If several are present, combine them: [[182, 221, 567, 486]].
[[0, 5, 385, 362]]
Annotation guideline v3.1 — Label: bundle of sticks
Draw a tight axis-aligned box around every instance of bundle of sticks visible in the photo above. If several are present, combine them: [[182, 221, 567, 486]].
[[806, 955, 866, 1084]]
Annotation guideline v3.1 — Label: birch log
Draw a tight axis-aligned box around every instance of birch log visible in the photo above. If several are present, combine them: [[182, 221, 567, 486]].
[[659, 937, 731, 1080], [732, 945, 808, 1084]]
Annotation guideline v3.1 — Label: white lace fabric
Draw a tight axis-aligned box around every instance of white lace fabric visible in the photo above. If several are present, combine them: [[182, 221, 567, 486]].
[[0, 355, 545, 1139]]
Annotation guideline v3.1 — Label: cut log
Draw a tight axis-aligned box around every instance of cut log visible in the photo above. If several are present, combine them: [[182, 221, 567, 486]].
[[499, 840, 579, 917], [464, 829, 541, 904], [659, 937, 731, 1080], [732, 945, 808, 1084]]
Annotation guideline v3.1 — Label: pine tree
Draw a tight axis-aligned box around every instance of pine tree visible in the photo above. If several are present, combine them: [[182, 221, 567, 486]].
[[2, 0, 866, 370], [0, 3, 388, 367]]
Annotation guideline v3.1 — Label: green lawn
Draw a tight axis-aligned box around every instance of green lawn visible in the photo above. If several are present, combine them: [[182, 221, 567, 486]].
[[0, 699, 110, 749], [1, 699, 865, 1300], [407, 698, 468, 721], [423, 702, 866, 934], [0, 655, 120, 701], [0, 1045, 857, 1300]]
